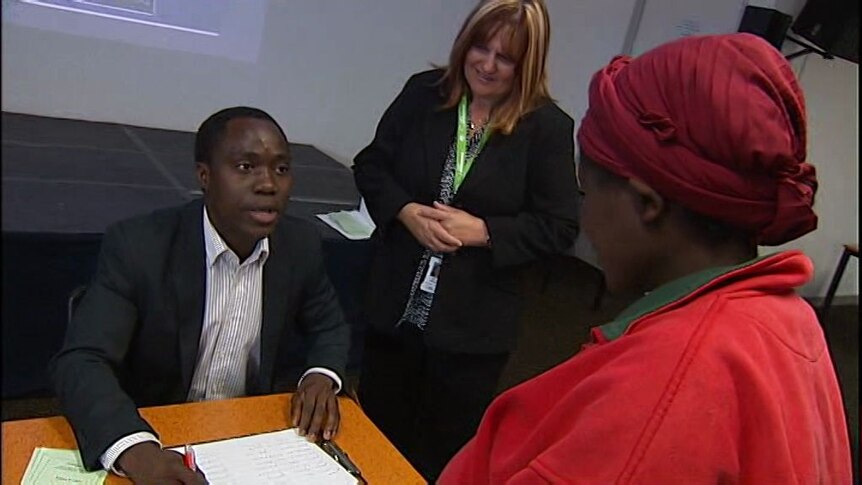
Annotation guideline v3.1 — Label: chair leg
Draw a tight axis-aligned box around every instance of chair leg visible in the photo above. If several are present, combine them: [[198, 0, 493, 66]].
[[820, 247, 852, 322]]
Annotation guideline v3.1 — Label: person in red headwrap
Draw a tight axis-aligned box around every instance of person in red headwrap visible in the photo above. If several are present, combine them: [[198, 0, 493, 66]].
[[438, 33, 852, 484]]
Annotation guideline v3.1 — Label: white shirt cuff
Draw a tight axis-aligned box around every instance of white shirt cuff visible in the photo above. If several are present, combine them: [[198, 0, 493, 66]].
[[100, 431, 161, 476], [299, 367, 342, 394]]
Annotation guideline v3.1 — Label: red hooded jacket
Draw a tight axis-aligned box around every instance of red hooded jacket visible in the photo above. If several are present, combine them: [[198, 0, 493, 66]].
[[440, 251, 852, 484]]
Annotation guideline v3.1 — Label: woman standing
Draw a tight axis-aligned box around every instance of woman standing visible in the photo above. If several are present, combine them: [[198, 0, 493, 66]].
[[352, 0, 579, 480]]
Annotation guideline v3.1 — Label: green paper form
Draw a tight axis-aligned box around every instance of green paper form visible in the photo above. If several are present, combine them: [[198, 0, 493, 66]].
[[328, 211, 374, 238], [315, 199, 376, 241], [21, 448, 107, 485]]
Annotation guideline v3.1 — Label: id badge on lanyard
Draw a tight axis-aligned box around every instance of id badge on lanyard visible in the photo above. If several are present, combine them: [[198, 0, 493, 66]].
[[420, 256, 443, 294], [419, 98, 491, 295]]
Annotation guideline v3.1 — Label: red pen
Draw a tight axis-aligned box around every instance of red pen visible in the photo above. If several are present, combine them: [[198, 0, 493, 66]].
[[183, 444, 197, 472]]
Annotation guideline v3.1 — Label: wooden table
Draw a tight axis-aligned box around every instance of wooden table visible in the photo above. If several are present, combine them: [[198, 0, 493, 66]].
[[2, 394, 425, 484]]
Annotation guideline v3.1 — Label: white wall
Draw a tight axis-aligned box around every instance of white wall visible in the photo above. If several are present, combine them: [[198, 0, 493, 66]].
[[2, 0, 856, 298], [1, 0, 637, 273], [544, 0, 639, 132], [630, 0, 749, 55], [748, 0, 859, 300], [1, 0, 635, 167], [769, 54, 859, 300], [1, 0, 474, 164]]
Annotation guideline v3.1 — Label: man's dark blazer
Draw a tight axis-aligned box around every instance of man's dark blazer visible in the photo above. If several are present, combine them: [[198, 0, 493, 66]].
[[353, 69, 580, 355], [50, 198, 350, 470]]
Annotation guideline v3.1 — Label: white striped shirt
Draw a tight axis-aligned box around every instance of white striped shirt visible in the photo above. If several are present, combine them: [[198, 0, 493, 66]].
[[188, 206, 269, 400], [100, 207, 341, 474]]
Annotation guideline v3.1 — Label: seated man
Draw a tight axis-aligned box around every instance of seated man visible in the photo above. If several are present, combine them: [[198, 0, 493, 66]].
[[440, 33, 852, 483], [51, 106, 351, 483]]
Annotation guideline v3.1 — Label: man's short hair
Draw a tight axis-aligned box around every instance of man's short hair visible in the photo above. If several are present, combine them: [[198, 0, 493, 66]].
[[194, 106, 288, 165]]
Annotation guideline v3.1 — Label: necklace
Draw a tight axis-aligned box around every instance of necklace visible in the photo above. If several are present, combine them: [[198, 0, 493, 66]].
[[469, 115, 489, 132], [468, 99, 490, 133]]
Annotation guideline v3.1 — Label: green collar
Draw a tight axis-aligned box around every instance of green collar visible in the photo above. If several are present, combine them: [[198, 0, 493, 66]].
[[597, 255, 770, 342]]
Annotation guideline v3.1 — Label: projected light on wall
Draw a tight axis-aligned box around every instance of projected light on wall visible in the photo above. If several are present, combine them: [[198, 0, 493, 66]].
[[18, 0, 218, 35], [3, 0, 267, 62]]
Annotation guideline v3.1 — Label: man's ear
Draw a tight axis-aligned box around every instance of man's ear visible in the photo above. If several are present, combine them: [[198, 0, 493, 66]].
[[195, 162, 209, 194], [627, 177, 665, 224]]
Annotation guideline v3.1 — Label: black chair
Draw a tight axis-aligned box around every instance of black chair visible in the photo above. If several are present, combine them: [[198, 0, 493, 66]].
[[539, 255, 607, 310], [0, 287, 86, 420]]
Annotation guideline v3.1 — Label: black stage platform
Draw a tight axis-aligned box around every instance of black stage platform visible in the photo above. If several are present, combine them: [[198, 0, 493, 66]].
[[1, 112, 372, 399]]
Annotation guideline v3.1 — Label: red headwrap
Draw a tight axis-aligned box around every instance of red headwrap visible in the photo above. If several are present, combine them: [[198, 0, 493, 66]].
[[576, 33, 817, 246]]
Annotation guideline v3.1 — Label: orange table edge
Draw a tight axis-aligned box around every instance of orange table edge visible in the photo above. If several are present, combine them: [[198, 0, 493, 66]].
[[2, 393, 425, 484]]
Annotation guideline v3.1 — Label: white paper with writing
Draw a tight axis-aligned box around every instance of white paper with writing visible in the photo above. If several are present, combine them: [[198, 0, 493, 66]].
[[169, 429, 357, 485]]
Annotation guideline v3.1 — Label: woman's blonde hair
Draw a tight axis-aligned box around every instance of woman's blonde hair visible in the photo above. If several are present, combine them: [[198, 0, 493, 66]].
[[438, 0, 552, 135]]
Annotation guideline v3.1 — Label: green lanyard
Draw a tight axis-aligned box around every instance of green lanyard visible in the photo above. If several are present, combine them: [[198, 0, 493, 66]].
[[454, 95, 491, 192]]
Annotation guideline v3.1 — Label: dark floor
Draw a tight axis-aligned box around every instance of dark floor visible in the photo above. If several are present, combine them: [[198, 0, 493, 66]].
[[3, 255, 858, 480]]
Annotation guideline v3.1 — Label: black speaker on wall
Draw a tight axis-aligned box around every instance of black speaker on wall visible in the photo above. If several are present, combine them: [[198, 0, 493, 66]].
[[791, 0, 859, 63], [738, 6, 793, 50]]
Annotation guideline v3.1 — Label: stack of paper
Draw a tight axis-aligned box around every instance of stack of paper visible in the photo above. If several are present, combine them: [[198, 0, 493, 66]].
[[316, 198, 376, 240], [168, 429, 358, 485], [21, 448, 107, 485]]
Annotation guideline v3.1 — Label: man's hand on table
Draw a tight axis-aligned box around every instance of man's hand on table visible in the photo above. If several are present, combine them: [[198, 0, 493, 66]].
[[115, 442, 207, 484], [290, 373, 340, 441]]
